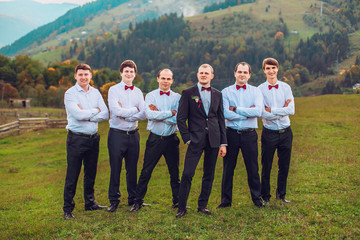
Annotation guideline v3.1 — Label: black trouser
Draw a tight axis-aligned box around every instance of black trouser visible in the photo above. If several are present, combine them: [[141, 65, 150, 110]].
[[108, 128, 140, 205], [135, 132, 180, 205], [261, 127, 293, 201], [63, 131, 100, 213], [221, 128, 262, 206], [178, 136, 219, 211]]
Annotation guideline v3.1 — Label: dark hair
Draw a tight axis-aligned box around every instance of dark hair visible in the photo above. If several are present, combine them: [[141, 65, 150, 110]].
[[157, 68, 173, 78], [262, 58, 279, 69], [75, 63, 91, 73], [234, 62, 251, 74], [120, 60, 137, 73]]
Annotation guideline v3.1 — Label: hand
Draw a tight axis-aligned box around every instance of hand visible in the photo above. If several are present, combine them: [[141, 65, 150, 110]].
[[77, 104, 83, 110], [283, 99, 291, 107], [229, 106, 236, 112], [218, 146, 227, 157], [117, 101, 122, 108], [171, 110, 177, 116], [96, 107, 101, 112], [250, 105, 255, 108], [265, 106, 271, 113], [149, 104, 159, 111]]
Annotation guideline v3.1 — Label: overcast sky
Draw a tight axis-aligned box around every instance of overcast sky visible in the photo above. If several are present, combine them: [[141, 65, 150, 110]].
[[0, 0, 96, 5]]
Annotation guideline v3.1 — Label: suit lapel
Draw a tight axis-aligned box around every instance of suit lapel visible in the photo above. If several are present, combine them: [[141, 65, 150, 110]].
[[192, 85, 206, 116]]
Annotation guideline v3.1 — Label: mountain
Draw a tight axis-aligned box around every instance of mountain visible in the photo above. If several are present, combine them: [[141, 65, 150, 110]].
[[0, 0, 77, 46], [0, 0, 218, 56], [0, 13, 35, 48]]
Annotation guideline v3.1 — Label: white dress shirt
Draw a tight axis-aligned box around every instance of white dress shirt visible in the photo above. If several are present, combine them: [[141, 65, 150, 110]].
[[258, 80, 295, 130], [222, 83, 263, 130], [145, 88, 180, 136], [64, 83, 109, 135], [108, 81, 146, 131]]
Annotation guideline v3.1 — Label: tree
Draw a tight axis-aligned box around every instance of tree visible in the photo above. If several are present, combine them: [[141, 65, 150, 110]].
[[100, 82, 116, 103]]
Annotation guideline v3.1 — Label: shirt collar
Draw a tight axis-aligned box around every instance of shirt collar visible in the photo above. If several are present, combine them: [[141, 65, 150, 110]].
[[75, 83, 91, 92], [197, 83, 211, 93], [120, 81, 133, 88], [267, 80, 278, 86]]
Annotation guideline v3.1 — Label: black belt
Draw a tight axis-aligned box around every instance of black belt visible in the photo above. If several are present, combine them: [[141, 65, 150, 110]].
[[263, 126, 290, 134], [111, 128, 138, 135], [68, 130, 98, 138], [150, 132, 175, 139], [227, 127, 255, 134]]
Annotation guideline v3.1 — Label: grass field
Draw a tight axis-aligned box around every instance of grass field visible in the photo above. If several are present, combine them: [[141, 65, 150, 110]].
[[0, 95, 359, 239]]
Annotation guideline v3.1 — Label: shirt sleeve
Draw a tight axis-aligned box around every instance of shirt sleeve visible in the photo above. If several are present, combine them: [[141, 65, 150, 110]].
[[125, 90, 147, 121], [90, 90, 109, 122], [222, 89, 247, 121], [271, 85, 295, 116], [64, 89, 99, 121], [108, 86, 138, 118], [145, 93, 173, 121], [236, 88, 263, 117], [163, 93, 180, 125]]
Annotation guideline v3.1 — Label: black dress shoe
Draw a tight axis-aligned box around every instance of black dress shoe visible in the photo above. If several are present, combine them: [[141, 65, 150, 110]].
[[107, 203, 119, 212], [142, 202, 151, 207], [217, 203, 231, 208], [175, 210, 187, 218], [276, 192, 291, 203], [254, 202, 265, 208], [130, 203, 142, 212], [197, 208, 211, 215], [278, 198, 291, 203], [64, 212, 75, 219], [85, 203, 106, 211]]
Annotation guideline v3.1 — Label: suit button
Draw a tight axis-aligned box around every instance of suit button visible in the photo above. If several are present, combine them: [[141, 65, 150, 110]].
[[206, 118, 208, 121]]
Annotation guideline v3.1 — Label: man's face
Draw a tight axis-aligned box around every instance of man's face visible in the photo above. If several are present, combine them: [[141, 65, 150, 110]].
[[263, 64, 278, 81], [234, 64, 251, 86], [197, 67, 214, 86], [74, 69, 91, 90], [157, 69, 173, 92], [120, 67, 136, 85]]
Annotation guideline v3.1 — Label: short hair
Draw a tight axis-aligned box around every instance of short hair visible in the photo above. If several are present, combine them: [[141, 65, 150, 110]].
[[262, 58, 279, 69], [75, 63, 91, 73], [198, 63, 214, 74], [120, 60, 137, 73], [234, 62, 251, 74], [157, 68, 173, 78]]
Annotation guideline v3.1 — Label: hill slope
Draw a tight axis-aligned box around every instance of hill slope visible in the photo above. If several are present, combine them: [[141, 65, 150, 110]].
[[0, 0, 77, 46]]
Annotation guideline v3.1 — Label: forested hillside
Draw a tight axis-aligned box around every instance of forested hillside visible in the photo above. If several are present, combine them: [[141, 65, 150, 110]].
[[0, 0, 359, 109]]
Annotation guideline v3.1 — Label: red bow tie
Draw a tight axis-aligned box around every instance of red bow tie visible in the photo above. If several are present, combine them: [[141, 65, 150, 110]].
[[201, 87, 211, 91], [268, 84, 278, 90], [160, 90, 170, 96], [236, 85, 246, 90], [125, 85, 134, 90]]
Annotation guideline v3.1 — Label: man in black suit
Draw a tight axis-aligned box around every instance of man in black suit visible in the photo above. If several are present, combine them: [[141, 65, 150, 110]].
[[176, 63, 227, 218]]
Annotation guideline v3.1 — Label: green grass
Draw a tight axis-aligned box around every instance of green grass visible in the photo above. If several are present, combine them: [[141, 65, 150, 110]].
[[0, 95, 359, 239], [188, 0, 319, 39]]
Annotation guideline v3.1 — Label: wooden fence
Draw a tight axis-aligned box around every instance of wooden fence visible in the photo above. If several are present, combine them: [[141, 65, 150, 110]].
[[0, 118, 67, 138]]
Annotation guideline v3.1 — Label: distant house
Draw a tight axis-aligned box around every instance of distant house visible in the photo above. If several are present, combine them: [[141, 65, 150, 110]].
[[8, 98, 31, 108]]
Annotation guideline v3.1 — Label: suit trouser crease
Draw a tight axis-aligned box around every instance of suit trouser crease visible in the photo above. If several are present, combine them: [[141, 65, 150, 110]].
[[261, 128, 292, 200], [63, 133, 99, 213], [221, 130, 261, 205], [135, 133, 180, 205], [178, 137, 218, 211], [108, 129, 139, 205]]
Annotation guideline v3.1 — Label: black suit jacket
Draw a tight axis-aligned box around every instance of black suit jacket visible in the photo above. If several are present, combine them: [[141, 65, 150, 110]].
[[177, 85, 227, 148]]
